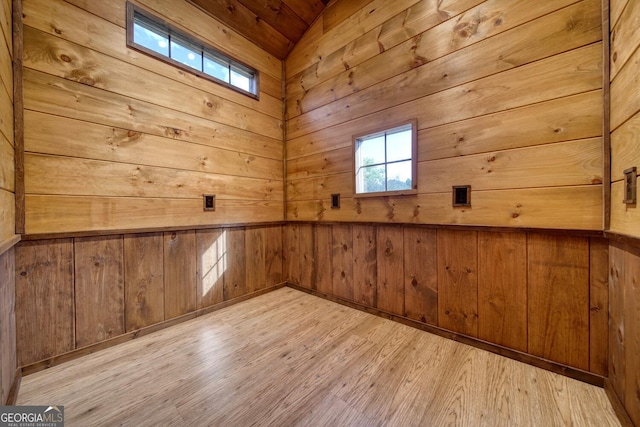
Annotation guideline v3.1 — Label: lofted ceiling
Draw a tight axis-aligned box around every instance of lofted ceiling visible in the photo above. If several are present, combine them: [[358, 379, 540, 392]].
[[187, 0, 331, 60]]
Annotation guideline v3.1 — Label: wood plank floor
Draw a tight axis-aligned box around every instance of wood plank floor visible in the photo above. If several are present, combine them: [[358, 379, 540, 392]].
[[17, 287, 620, 426]]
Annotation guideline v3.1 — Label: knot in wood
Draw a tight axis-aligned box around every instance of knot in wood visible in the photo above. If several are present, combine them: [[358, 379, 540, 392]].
[[60, 54, 72, 63], [411, 278, 418, 287]]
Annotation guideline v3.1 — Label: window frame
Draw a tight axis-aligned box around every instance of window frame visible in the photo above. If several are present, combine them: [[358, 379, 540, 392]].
[[352, 119, 418, 198], [126, 2, 259, 99]]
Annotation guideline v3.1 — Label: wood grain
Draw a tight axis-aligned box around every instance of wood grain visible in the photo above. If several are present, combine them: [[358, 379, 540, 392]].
[[623, 249, 640, 425], [124, 233, 164, 331], [298, 224, 314, 289], [331, 224, 353, 301], [223, 228, 247, 300], [264, 225, 283, 286], [164, 231, 197, 319], [609, 244, 627, 404], [246, 227, 266, 293], [16, 288, 621, 426], [403, 227, 437, 325], [0, 248, 16, 404], [528, 234, 589, 371], [352, 224, 376, 307], [314, 224, 332, 294], [376, 225, 404, 316], [437, 229, 478, 337], [74, 235, 125, 347], [589, 237, 609, 376], [283, 224, 300, 285], [196, 229, 225, 309], [477, 232, 527, 352], [15, 239, 74, 366], [610, 0, 640, 79]]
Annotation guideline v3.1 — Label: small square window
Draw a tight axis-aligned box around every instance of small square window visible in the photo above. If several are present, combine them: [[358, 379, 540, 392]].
[[353, 120, 418, 196]]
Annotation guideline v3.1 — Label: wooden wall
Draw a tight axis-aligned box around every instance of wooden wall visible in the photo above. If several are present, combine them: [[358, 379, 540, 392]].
[[14, 224, 283, 368], [20, 0, 284, 234], [285, 223, 609, 376], [0, 0, 14, 243], [0, 0, 17, 405], [284, 0, 604, 229], [608, 0, 640, 424]]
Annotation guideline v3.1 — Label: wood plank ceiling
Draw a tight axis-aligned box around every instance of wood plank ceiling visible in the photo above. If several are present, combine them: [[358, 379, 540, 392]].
[[187, 0, 331, 59]]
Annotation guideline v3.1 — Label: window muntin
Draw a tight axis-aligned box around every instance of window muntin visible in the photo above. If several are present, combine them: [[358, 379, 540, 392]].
[[354, 120, 417, 196], [126, 2, 258, 98]]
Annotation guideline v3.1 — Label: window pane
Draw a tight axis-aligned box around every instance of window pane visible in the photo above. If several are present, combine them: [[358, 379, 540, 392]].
[[133, 22, 169, 56], [230, 68, 251, 92], [357, 164, 386, 193], [204, 55, 229, 82], [387, 160, 412, 191], [170, 37, 201, 71], [386, 128, 412, 162], [357, 135, 385, 165]]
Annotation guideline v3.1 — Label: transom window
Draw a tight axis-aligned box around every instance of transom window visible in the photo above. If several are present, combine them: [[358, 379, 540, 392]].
[[354, 120, 418, 196], [126, 2, 258, 98]]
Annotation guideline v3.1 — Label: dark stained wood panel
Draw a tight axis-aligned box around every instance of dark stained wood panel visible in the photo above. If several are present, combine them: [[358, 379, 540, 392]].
[[285, 0, 327, 25], [223, 228, 247, 300], [0, 248, 16, 404], [623, 249, 640, 424], [15, 239, 75, 366], [196, 229, 225, 309], [284, 224, 300, 286], [264, 225, 283, 286], [246, 227, 266, 293], [74, 236, 125, 348], [477, 232, 527, 352], [352, 224, 376, 307], [298, 224, 315, 288], [403, 227, 437, 325], [314, 224, 332, 294], [588, 237, 608, 376], [528, 235, 589, 371], [164, 231, 197, 319], [376, 226, 404, 316], [437, 230, 478, 337], [124, 233, 164, 331], [331, 224, 353, 301]]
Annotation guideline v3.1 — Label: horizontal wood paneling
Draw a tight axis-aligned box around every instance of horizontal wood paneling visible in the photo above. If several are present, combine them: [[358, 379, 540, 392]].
[[21, 0, 284, 235], [0, 189, 15, 243], [285, 223, 609, 374], [14, 224, 284, 368], [287, 185, 602, 230], [609, 0, 640, 80], [610, 40, 640, 131], [285, 0, 603, 230]]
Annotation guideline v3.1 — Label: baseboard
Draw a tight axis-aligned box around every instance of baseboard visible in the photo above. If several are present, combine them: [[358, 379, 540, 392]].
[[604, 379, 636, 427], [5, 368, 21, 405], [21, 283, 287, 377], [286, 283, 605, 387]]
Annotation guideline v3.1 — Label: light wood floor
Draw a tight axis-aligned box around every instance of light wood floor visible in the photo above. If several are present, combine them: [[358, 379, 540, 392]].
[[18, 288, 620, 426]]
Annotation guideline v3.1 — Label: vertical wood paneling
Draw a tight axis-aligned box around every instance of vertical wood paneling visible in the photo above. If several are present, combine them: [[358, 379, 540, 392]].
[[331, 224, 353, 301], [224, 228, 247, 301], [609, 245, 627, 399], [352, 224, 376, 307], [298, 224, 315, 289], [588, 237, 609, 376], [196, 229, 225, 309], [376, 226, 404, 315], [438, 230, 478, 337], [403, 227, 437, 325], [478, 232, 527, 352], [164, 231, 196, 319], [284, 224, 300, 286], [528, 235, 589, 371], [15, 239, 74, 366], [314, 224, 332, 294], [623, 249, 640, 424], [0, 248, 16, 403], [246, 227, 266, 293], [74, 236, 124, 348], [124, 233, 164, 331], [264, 225, 283, 286]]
